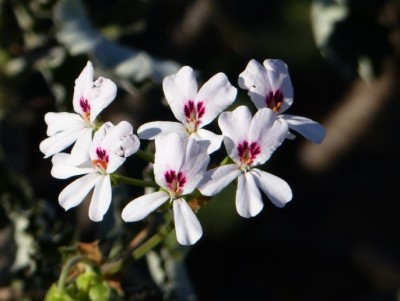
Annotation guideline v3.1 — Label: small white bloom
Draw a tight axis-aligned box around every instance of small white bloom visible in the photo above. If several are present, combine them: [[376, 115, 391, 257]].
[[122, 133, 209, 245], [51, 121, 140, 222], [40, 61, 117, 164], [137, 66, 237, 154], [238, 59, 326, 144], [198, 106, 292, 218]]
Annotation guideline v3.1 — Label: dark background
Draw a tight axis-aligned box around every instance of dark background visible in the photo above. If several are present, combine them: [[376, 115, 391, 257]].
[[1, 0, 400, 300]]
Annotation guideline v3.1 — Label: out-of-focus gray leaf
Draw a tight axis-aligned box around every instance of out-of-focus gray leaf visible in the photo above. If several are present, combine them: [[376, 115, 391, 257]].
[[311, 0, 391, 81], [311, 0, 348, 50], [54, 0, 180, 83]]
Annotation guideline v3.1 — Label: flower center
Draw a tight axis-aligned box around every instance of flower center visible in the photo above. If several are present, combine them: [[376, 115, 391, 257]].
[[184, 100, 205, 134], [164, 170, 186, 197], [266, 90, 283, 113], [92, 148, 109, 172], [237, 141, 261, 172], [80, 96, 91, 121]]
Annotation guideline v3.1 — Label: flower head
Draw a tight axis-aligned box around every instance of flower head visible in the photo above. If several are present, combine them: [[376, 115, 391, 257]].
[[137, 66, 237, 153], [238, 59, 326, 144], [51, 121, 139, 222], [122, 133, 209, 245], [40, 61, 117, 164], [198, 106, 292, 218]]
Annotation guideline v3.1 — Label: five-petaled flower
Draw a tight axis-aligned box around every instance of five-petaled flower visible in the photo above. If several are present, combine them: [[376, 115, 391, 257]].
[[40, 61, 117, 165], [122, 133, 209, 245], [51, 121, 140, 222], [137, 66, 237, 154], [238, 59, 326, 144], [198, 106, 292, 218]]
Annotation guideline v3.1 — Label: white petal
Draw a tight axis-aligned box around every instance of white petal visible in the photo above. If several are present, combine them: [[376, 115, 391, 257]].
[[44, 112, 84, 136], [173, 198, 202, 245], [137, 121, 187, 140], [98, 121, 139, 173], [73, 61, 94, 114], [119, 133, 140, 157], [86, 77, 117, 122], [122, 191, 169, 222], [192, 129, 223, 154], [249, 108, 288, 165], [263, 59, 293, 113], [163, 66, 198, 124], [90, 122, 113, 151], [235, 173, 263, 218], [110, 121, 140, 158], [218, 106, 252, 164], [89, 122, 127, 173], [154, 134, 187, 189], [39, 127, 85, 158], [88, 175, 112, 221], [51, 153, 93, 179], [282, 114, 326, 144], [58, 173, 101, 211], [251, 169, 292, 208], [99, 121, 132, 149], [238, 59, 294, 114], [197, 164, 240, 196], [180, 138, 210, 195], [238, 59, 270, 109], [195, 73, 237, 127], [69, 127, 93, 166]]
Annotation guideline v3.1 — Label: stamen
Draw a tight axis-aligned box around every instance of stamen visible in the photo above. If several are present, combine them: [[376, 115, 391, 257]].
[[266, 90, 283, 113]]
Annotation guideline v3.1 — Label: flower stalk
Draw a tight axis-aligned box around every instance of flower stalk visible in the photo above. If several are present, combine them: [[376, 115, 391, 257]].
[[102, 217, 175, 276], [58, 255, 85, 291], [112, 174, 158, 188], [135, 149, 155, 163]]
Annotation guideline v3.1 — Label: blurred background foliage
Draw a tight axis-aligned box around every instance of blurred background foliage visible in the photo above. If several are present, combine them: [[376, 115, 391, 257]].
[[1, 0, 400, 300]]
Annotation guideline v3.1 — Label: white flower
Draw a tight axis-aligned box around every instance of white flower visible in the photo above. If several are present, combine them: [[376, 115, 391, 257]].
[[198, 106, 292, 218], [122, 133, 210, 245], [51, 121, 140, 222], [238, 59, 326, 144], [40, 61, 117, 165], [137, 66, 237, 154]]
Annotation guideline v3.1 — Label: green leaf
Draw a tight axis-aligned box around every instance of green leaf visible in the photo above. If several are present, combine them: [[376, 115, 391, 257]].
[[45, 283, 75, 301], [88, 281, 110, 301]]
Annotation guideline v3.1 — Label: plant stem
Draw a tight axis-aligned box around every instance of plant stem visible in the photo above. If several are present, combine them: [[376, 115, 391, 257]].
[[113, 174, 158, 188], [102, 218, 175, 275], [58, 255, 84, 291], [131, 219, 174, 261], [220, 156, 233, 166], [135, 149, 155, 163]]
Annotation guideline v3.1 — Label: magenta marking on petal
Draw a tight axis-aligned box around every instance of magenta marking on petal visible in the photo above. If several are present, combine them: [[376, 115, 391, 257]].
[[183, 100, 206, 133], [237, 140, 261, 167], [164, 170, 186, 195], [266, 90, 283, 113], [92, 147, 109, 170], [197, 102, 205, 119], [80, 97, 90, 113], [80, 96, 91, 120]]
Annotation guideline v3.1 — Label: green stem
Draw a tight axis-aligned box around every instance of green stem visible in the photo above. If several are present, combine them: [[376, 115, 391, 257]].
[[102, 218, 175, 275], [131, 219, 174, 261], [220, 156, 233, 166], [135, 149, 155, 163], [58, 255, 84, 291], [113, 174, 158, 188]]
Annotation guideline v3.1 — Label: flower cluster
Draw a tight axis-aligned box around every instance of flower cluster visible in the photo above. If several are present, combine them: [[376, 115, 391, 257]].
[[41, 59, 325, 245]]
